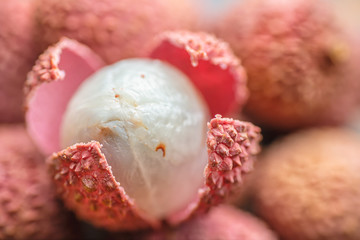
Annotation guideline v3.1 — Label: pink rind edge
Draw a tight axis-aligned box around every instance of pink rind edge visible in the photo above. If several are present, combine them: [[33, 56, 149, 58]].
[[24, 37, 105, 106], [167, 114, 262, 225], [150, 31, 249, 115], [47, 141, 161, 231], [24, 37, 106, 155]]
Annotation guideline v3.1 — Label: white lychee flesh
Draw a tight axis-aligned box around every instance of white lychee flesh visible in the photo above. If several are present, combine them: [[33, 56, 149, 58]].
[[61, 58, 209, 219]]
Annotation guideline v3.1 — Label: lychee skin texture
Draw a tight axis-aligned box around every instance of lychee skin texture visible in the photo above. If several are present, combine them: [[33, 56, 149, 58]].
[[147, 205, 277, 240], [34, 0, 197, 64], [252, 128, 360, 240], [216, 0, 359, 130], [0, 0, 38, 122], [0, 125, 76, 240]]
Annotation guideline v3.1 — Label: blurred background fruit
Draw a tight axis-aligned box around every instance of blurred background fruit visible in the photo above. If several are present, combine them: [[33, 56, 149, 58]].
[[249, 128, 360, 240], [0, 0, 39, 123]]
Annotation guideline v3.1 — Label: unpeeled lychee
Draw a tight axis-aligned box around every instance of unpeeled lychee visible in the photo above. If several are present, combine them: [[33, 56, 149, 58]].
[[216, 0, 360, 130], [251, 128, 360, 240], [146, 205, 277, 240], [0, 0, 38, 122], [34, 0, 197, 64], [0, 124, 77, 240]]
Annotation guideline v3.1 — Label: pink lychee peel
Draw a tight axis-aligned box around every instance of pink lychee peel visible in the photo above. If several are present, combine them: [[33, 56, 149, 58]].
[[150, 31, 248, 116], [25, 38, 105, 155], [47, 141, 159, 231], [167, 115, 261, 225]]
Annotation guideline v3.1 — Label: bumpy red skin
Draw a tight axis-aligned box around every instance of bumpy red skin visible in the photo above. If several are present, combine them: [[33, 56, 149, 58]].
[[34, 0, 197, 64], [150, 31, 248, 116], [147, 205, 277, 240], [216, 0, 360, 130], [47, 141, 159, 231], [251, 128, 360, 240], [47, 115, 262, 231], [0, 125, 77, 240], [0, 0, 39, 123], [185, 115, 261, 216]]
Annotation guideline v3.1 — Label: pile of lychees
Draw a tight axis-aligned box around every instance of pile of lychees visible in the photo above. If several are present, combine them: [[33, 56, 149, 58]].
[[0, 0, 359, 239]]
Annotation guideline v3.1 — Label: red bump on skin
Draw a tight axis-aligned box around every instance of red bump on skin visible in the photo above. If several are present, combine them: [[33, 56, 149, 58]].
[[0, 0, 39, 122], [150, 31, 248, 116], [24, 38, 105, 155], [0, 125, 78, 240], [47, 141, 161, 231], [147, 205, 277, 240], [167, 115, 261, 225]]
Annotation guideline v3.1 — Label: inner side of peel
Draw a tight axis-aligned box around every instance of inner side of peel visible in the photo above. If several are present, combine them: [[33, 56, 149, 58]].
[[150, 40, 240, 117], [26, 42, 105, 155]]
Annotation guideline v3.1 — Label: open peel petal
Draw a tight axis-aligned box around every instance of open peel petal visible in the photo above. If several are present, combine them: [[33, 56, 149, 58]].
[[24, 38, 105, 155], [47, 141, 161, 231], [167, 115, 262, 225], [149, 31, 248, 116]]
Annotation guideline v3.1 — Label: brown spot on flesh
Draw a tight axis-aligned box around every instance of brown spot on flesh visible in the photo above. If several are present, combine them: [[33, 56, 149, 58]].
[[98, 126, 114, 138], [155, 143, 166, 157], [130, 118, 148, 130]]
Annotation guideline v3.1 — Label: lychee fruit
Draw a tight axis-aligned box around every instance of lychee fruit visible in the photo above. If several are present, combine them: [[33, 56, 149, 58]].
[[147, 205, 277, 240], [34, 0, 198, 64], [24, 38, 262, 231], [216, 0, 360, 130], [0, 124, 77, 239], [0, 0, 39, 122], [251, 128, 360, 240]]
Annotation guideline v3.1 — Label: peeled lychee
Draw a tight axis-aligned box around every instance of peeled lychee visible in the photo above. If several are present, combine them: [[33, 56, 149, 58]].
[[147, 205, 277, 240], [25, 38, 262, 231], [0, 124, 77, 239], [216, 0, 360, 130], [34, 0, 197, 64], [60, 58, 209, 221], [251, 128, 360, 240], [0, 0, 38, 122]]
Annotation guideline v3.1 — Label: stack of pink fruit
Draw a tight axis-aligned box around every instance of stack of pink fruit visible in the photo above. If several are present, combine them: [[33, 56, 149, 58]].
[[0, 0, 359, 239]]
